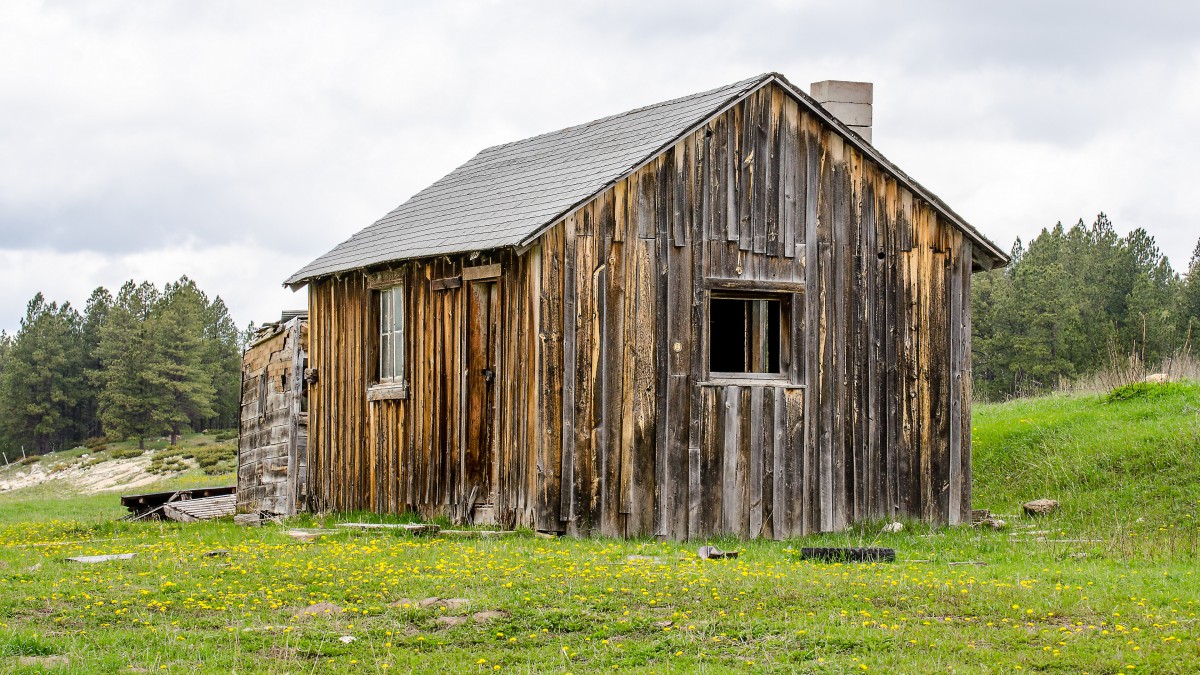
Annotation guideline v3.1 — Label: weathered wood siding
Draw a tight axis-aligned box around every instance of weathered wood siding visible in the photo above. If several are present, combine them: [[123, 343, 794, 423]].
[[306, 81, 976, 537], [237, 318, 308, 516], [306, 250, 545, 527]]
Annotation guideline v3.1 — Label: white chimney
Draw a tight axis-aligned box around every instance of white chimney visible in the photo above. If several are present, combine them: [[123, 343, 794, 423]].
[[810, 80, 873, 144]]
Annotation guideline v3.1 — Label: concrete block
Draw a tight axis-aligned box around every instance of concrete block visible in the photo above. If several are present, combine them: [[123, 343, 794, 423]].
[[820, 101, 873, 127], [810, 80, 873, 104]]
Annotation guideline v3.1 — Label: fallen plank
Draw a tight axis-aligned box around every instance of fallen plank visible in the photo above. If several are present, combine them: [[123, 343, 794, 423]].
[[65, 553, 136, 564], [336, 523, 440, 534], [438, 529, 516, 538], [285, 529, 340, 543]]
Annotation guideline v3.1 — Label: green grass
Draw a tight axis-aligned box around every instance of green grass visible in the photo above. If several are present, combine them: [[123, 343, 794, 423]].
[[0, 390, 1198, 672], [972, 380, 1200, 557]]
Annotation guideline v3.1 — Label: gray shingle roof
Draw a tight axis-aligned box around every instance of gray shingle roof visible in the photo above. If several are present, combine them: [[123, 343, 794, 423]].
[[286, 72, 1008, 286], [285, 74, 770, 285]]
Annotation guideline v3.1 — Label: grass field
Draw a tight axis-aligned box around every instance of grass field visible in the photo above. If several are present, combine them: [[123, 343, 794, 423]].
[[1, 384, 1199, 672]]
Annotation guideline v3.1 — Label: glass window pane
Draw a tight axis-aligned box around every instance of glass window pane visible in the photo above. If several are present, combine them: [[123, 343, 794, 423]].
[[382, 333, 393, 380], [393, 284, 403, 334], [393, 285, 403, 378]]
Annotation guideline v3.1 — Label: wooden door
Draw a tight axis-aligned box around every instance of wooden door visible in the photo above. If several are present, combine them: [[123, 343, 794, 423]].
[[464, 280, 499, 504]]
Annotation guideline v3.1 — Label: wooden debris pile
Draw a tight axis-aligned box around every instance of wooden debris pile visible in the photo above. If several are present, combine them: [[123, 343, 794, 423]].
[[119, 486, 236, 523]]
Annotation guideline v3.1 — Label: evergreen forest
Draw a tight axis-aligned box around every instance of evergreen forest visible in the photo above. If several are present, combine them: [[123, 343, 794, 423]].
[[0, 216, 1198, 454], [0, 277, 243, 455], [973, 214, 1200, 399]]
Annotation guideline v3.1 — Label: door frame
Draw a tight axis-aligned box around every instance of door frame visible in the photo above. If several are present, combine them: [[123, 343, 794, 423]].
[[459, 275, 501, 506]]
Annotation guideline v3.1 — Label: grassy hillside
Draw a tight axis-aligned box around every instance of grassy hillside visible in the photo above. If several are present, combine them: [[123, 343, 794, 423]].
[[0, 388, 1197, 672], [972, 381, 1200, 557], [0, 430, 235, 523]]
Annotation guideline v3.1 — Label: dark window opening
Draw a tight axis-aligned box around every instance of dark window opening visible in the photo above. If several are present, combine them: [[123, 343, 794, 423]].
[[709, 296, 782, 374]]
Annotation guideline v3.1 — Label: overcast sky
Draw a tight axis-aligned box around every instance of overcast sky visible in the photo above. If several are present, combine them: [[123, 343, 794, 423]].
[[2, 0, 1198, 333]]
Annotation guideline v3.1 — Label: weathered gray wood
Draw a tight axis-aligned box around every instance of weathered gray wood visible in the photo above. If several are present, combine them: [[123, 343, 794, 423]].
[[736, 386, 752, 536], [818, 242, 835, 532], [802, 117, 820, 536], [431, 276, 462, 291], [771, 387, 788, 537], [961, 243, 974, 522], [948, 243, 962, 526], [719, 386, 739, 535], [560, 224, 578, 522], [703, 278, 804, 293], [748, 386, 764, 537], [463, 263, 502, 281], [298, 79, 995, 542]]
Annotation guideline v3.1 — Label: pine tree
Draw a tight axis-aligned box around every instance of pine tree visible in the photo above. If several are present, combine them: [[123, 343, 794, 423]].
[[148, 278, 216, 444], [1120, 228, 1181, 362], [202, 296, 242, 429], [1, 294, 87, 453], [79, 287, 112, 439], [1180, 239, 1200, 343], [95, 282, 162, 449], [0, 330, 13, 453], [970, 214, 1185, 399]]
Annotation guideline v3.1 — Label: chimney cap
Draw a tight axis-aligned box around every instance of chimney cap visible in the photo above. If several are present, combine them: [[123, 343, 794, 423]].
[[810, 80, 873, 105]]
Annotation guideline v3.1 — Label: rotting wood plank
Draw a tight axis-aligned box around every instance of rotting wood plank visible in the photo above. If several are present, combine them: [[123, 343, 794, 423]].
[[560, 223, 578, 525], [748, 386, 764, 537]]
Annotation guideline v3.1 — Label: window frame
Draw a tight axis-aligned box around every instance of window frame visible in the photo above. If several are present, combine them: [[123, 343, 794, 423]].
[[705, 290, 793, 384], [368, 283, 409, 401]]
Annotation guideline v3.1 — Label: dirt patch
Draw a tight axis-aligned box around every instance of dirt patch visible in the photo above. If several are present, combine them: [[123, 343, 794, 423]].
[[19, 655, 69, 667], [293, 602, 343, 619], [267, 646, 297, 660], [0, 453, 185, 494], [473, 610, 507, 623]]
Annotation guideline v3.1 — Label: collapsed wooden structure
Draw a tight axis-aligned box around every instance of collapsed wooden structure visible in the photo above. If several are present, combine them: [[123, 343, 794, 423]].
[[120, 486, 236, 522], [285, 73, 1008, 538], [236, 313, 309, 517]]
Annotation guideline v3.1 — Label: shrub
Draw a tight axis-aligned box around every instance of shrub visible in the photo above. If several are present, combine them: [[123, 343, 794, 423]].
[[83, 436, 109, 449], [1105, 381, 1189, 403], [108, 447, 145, 460], [192, 442, 236, 475], [147, 456, 188, 475], [213, 429, 238, 442]]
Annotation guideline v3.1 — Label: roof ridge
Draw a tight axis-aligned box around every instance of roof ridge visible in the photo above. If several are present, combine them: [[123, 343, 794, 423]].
[[286, 71, 1006, 286], [477, 73, 772, 155]]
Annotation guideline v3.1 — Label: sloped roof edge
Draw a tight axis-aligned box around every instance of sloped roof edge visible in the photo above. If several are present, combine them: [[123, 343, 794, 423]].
[[519, 72, 1010, 267], [287, 72, 1007, 288]]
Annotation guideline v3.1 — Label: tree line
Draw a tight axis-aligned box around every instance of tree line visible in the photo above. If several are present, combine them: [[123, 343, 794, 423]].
[[1, 218, 1197, 452], [972, 214, 1200, 400], [0, 277, 243, 455]]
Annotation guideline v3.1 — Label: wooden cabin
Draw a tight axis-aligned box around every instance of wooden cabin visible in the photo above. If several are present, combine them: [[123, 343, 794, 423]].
[[236, 313, 309, 517], [286, 73, 1008, 539]]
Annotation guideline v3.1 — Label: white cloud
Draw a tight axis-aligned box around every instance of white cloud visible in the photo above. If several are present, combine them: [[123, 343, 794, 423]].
[[0, 244, 306, 333], [1, 0, 1198, 332]]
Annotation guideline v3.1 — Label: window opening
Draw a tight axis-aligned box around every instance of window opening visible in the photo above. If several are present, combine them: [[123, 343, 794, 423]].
[[709, 296, 782, 375]]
